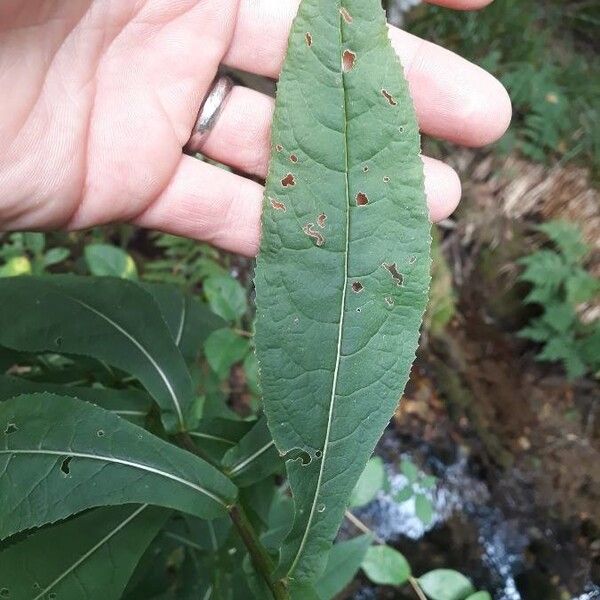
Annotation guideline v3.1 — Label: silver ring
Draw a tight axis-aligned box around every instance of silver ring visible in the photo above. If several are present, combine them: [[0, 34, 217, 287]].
[[185, 75, 234, 154]]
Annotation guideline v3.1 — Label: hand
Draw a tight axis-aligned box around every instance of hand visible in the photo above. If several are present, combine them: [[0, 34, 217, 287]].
[[0, 0, 511, 256]]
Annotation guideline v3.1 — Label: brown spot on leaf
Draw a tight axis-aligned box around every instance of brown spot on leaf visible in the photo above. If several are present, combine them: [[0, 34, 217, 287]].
[[305, 32, 313, 47], [352, 281, 364, 293], [340, 7, 353, 23], [342, 50, 356, 72], [383, 262, 404, 286], [281, 173, 296, 187], [269, 197, 286, 212], [381, 89, 397, 106], [303, 223, 325, 247], [356, 192, 369, 206], [317, 213, 327, 228], [290, 154, 298, 163]]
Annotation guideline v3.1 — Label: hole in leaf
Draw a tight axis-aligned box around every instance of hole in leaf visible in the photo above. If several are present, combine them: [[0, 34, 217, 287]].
[[399, 126, 405, 133], [352, 281, 364, 293], [383, 176, 390, 183], [363, 165, 369, 173], [342, 50, 356, 73], [317, 504, 326, 513], [281, 173, 296, 187], [290, 154, 298, 163], [384, 263, 404, 286], [356, 308, 362, 313], [97, 429, 105, 438], [356, 192, 369, 206], [305, 32, 313, 47], [339, 7, 353, 23], [302, 224, 325, 247], [381, 89, 397, 106], [0, 588, 9, 597], [409, 256, 417, 264], [317, 213, 327, 228], [54, 336, 63, 347], [385, 296, 395, 307], [269, 197, 287, 212], [4, 423, 17, 435], [61, 456, 72, 476], [315, 450, 323, 459]]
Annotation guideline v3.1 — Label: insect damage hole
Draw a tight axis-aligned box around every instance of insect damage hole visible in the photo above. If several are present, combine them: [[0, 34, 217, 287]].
[[4, 422, 17, 435], [381, 89, 398, 106], [269, 197, 287, 212], [303, 223, 325, 247], [275, 144, 283, 152], [61, 456, 73, 476], [290, 154, 298, 163], [305, 32, 313, 47], [352, 281, 364, 293], [356, 192, 369, 206], [342, 50, 356, 73], [281, 173, 296, 187], [340, 7, 353, 23], [317, 213, 327, 228], [383, 176, 390, 183], [384, 262, 404, 286]]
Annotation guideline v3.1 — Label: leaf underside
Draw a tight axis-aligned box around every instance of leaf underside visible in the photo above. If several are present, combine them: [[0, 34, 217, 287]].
[[254, 0, 431, 582]]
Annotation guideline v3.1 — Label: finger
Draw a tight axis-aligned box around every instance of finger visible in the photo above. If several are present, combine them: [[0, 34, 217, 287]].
[[201, 85, 461, 218], [223, 0, 511, 147], [132, 154, 459, 258], [133, 156, 264, 257]]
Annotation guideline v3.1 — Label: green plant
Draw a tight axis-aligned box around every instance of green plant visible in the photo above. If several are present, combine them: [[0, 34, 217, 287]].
[[518, 220, 600, 379], [0, 1, 440, 598], [0, 232, 69, 277]]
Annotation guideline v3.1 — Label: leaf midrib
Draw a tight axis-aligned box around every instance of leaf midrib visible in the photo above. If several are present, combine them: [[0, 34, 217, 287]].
[[1, 448, 228, 507], [67, 294, 185, 428], [32, 504, 148, 600], [287, 6, 353, 576]]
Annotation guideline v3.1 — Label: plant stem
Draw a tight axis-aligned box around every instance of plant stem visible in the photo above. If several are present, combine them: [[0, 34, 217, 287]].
[[409, 576, 428, 600], [175, 432, 219, 468], [345, 511, 427, 600], [229, 505, 289, 600]]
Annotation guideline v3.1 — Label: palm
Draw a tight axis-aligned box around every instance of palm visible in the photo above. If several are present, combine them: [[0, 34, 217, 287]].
[[0, 0, 234, 228], [0, 0, 510, 256]]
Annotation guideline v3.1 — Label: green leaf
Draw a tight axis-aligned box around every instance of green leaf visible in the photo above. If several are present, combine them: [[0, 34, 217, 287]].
[[415, 494, 434, 525], [43, 247, 70, 267], [317, 535, 372, 600], [254, 0, 430, 582], [142, 282, 225, 361], [204, 328, 250, 379], [85, 244, 138, 279], [0, 505, 168, 600], [361, 545, 411, 586], [465, 593, 492, 600], [23, 232, 45, 254], [419, 569, 475, 600], [222, 416, 282, 487], [565, 268, 599, 304], [0, 256, 32, 277], [537, 220, 589, 264], [0, 375, 152, 425], [401, 458, 419, 483], [349, 456, 386, 507], [204, 275, 247, 322], [0, 394, 237, 540], [0, 276, 194, 431], [518, 250, 567, 292], [394, 486, 414, 503]]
